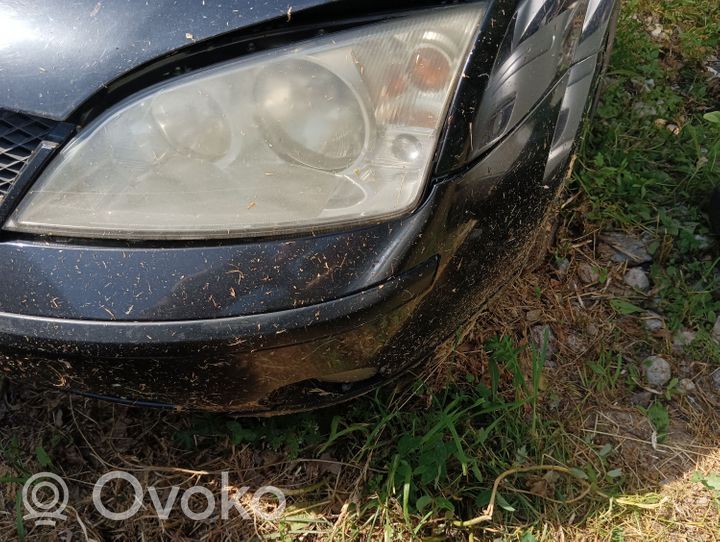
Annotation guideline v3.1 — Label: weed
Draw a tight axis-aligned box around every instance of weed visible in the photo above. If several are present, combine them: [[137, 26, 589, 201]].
[[582, 350, 625, 392], [173, 412, 324, 459], [643, 401, 670, 443]]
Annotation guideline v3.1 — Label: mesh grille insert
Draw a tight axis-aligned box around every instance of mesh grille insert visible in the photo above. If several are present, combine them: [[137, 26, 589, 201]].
[[0, 110, 57, 201]]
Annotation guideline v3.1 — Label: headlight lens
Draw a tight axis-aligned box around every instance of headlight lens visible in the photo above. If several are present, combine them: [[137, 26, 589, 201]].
[[6, 5, 484, 240], [255, 59, 370, 171]]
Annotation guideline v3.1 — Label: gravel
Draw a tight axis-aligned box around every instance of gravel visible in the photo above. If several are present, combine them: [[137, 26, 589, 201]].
[[526, 309, 543, 323], [676, 378, 696, 395], [630, 390, 654, 407], [599, 233, 653, 267], [643, 355, 672, 387], [707, 56, 720, 80], [555, 258, 570, 278], [672, 329, 696, 352], [565, 333, 585, 353], [712, 315, 720, 344], [624, 267, 650, 290], [642, 312, 665, 333], [530, 324, 557, 362], [694, 234, 712, 250], [711, 370, 720, 393], [577, 263, 600, 284]]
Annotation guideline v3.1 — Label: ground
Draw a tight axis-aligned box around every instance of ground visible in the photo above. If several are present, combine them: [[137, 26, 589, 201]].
[[1, 0, 720, 540]]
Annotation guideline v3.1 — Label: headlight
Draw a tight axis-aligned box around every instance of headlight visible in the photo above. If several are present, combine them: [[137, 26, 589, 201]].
[[6, 6, 484, 240]]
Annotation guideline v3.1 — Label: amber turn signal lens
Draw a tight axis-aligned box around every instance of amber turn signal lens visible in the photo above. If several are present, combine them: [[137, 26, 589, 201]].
[[409, 46, 451, 91]]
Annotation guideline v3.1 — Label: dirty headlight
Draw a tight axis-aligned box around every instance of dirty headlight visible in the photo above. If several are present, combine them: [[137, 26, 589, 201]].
[[6, 6, 483, 239]]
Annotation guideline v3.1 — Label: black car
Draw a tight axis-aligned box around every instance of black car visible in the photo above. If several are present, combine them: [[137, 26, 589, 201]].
[[0, 0, 619, 413]]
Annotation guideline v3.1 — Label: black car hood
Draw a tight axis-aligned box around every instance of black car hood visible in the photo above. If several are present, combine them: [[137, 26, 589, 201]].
[[0, 0, 330, 120]]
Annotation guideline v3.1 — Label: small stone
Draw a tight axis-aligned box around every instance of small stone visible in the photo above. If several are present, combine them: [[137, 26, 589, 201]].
[[566, 333, 585, 353], [643, 356, 672, 387], [642, 311, 665, 333], [530, 324, 557, 361], [631, 102, 658, 117], [676, 378, 696, 395], [577, 263, 600, 284], [712, 316, 720, 344], [630, 391, 653, 407], [555, 257, 570, 278], [672, 329, 696, 352], [624, 268, 650, 290], [526, 309, 543, 323], [586, 323, 599, 337], [650, 23, 663, 37], [707, 58, 720, 79], [711, 370, 720, 393], [599, 233, 653, 267], [694, 234, 712, 251]]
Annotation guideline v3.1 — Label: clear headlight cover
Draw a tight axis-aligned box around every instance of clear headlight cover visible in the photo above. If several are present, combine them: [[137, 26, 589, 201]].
[[6, 6, 484, 239]]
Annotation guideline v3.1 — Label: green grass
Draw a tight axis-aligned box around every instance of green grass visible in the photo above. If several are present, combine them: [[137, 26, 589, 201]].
[[165, 335, 622, 539], [575, 0, 720, 333], [576, 0, 719, 233], [2, 1, 719, 540]]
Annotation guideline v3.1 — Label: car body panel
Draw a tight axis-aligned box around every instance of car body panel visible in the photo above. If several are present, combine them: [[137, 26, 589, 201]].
[[0, 205, 434, 321], [0, 75, 569, 412], [0, 0, 329, 119], [0, 0, 619, 412]]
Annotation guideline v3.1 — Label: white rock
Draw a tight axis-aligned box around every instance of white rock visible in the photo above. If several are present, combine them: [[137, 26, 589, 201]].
[[599, 233, 653, 266], [712, 371, 720, 393], [643, 356, 672, 387], [672, 329, 696, 352], [555, 258, 570, 278], [694, 234, 712, 250], [676, 378, 696, 395], [624, 268, 650, 290], [631, 102, 658, 117], [642, 312, 665, 333], [712, 316, 720, 344]]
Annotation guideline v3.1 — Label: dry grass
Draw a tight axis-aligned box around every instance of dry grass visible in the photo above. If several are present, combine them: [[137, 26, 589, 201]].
[[2, 0, 720, 539]]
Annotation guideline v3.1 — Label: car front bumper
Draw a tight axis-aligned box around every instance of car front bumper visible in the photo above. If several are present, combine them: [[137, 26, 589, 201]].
[[0, 75, 570, 413], [0, 256, 437, 413], [0, 0, 618, 412]]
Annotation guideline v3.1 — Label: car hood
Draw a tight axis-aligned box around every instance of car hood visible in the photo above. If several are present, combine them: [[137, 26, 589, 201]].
[[0, 0, 331, 120]]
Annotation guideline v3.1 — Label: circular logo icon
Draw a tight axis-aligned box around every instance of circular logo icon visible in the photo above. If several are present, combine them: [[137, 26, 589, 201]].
[[22, 472, 69, 527]]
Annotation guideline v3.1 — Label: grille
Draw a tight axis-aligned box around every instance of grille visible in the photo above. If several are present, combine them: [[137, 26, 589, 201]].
[[0, 110, 57, 201]]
